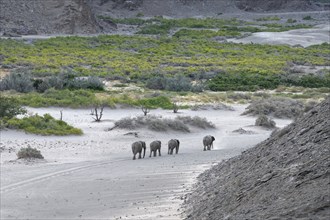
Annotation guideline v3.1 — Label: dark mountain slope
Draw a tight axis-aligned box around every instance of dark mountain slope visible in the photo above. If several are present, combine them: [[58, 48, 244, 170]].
[[0, 0, 101, 35], [0, 0, 325, 35], [92, 0, 323, 18], [183, 96, 330, 219]]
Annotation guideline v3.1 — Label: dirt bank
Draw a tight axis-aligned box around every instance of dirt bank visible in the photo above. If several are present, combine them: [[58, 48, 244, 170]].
[[183, 97, 330, 219]]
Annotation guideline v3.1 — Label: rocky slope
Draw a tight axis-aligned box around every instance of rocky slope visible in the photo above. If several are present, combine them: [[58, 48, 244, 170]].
[[0, 0, 327, 35], [94, 0, 325, 18], [183, 96, 330, 219], [0, 0, 101, 35]]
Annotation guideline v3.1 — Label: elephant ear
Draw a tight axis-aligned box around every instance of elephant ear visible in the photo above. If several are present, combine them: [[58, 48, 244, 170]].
[[176, 139, 180, 145], [212, 136, 215, 141]]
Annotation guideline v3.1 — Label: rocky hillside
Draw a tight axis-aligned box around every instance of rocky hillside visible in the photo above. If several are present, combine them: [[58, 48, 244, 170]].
[[0, 0, 327, 35], [183, 96, 330, 219], [94, 0, 325, 17], [0, 0, 101, 35]]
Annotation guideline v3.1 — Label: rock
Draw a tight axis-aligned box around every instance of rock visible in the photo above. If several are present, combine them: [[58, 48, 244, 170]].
[[2, 32, 21, 37]]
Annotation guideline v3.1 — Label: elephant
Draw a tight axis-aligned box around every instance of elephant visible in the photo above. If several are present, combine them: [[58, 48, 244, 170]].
[[149, 140, 161, 157], [168, 139, 180, 155], [131, 141, 146, 160], [203, 135, 215, 151]]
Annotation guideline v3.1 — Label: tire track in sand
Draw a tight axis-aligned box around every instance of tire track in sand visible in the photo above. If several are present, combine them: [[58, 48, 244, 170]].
[[0, 158, 128, 194]]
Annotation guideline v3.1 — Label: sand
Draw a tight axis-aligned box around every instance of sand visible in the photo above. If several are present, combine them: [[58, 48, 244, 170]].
[[228, 24, 330, 47], [0, 105, 291, 219]]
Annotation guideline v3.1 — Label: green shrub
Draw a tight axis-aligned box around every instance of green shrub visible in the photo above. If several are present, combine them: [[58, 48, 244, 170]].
[[146, 76, 167, 90], [256, 16, 281, 21], [115, 115, 190, 132], [17, 89, 97, 107], [138, 96, 173, 109], [227, 92, 252, 101], [146, 75, 203, 92], [0, 96, 27, 119], [7, 114, 83, 135], [286, 19, 297, 23], [165, 75, 192, 92], [48, 71, 104, 91], [0, 71, 34, 93], [209, 73, 281, 91], [137, 23, 171, 35], [303, 16, 313, 20], [176, 116, 215, 129], [17, 146, 44, 159], [255, 115, 276, 128], [242, 97, 304, 119], [114, 115, 215, 132]]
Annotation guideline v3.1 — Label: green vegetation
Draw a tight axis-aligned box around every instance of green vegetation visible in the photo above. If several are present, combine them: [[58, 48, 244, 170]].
[[303, 16, 313, 20], [98, 16, 312, 35], [173, 29, 241, 39], [6, 113, 83, 135], [0, 69, 104, 93], [16, 89, 97, 107], [1, 37, 328, 84], [242, 97, 305, 119], [287, 18, 297, 24], [115, 115, 214, 132], [17, 146, 44, 159], [255, 115, 276, 128], [255, 16, 281, 21], [0, 96, 27, 119], [261, 23, 312, 32], [0, 16, 329, 99]]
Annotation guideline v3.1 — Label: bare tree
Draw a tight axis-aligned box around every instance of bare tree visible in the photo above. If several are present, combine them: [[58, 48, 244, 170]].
[[90, 108, 95, 115], [141, 105, 150, 116], [93, 105, 104, 122], [173, 102, 179, 113], [59, 109, 63, 121]]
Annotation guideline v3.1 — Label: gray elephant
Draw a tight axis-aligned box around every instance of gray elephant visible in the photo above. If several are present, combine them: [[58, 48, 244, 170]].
[[131, 141, 146, 160], [203, 135, 215, 151], [149, 140, 161, 157], [168, 139, 180, 155]]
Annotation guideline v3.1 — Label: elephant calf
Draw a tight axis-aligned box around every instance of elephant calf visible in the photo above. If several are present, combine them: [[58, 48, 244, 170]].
[[150, 140, 161, 157], [168, 139, 180, 155], [132, 141, 146, 160], [203, 135, 215, 151]]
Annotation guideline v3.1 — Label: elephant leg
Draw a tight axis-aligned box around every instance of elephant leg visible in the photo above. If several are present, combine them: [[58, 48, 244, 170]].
[[138, 151, 142, 159], [153, 151, 156, 157], [207, 145, 211, 150], [133, 154, 136, 160], [203, 145, 206, 151], [150, 150, 152, 157], [159, 148, 161, 156], [175, 146, 179, 154]]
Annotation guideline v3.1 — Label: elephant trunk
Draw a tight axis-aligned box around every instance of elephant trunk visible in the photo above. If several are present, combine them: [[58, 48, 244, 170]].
[[143, 146, 146, 158]]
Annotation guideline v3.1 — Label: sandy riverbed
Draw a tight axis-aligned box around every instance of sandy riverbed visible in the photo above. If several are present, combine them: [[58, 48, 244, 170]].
[[228, 24, 330, 47], [0, 105, 291, 219]]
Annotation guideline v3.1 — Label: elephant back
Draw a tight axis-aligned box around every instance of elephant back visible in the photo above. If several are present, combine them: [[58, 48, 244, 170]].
[[203, 135, 212, 145], [168, 139, 179, 147], [132, 141, 141, 149], [150, 140, 161, 148]]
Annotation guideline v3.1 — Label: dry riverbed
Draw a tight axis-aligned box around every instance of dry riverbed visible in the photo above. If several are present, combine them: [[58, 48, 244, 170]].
[[0, 105, 291, 219]]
